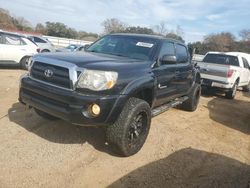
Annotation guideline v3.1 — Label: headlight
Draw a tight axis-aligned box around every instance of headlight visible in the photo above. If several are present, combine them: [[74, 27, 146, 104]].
[[77, 69, 118, 91]]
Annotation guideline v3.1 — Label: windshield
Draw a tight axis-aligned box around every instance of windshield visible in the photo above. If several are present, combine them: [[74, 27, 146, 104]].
[[203, 54, 239, 67], [86, 35, 159, 60]]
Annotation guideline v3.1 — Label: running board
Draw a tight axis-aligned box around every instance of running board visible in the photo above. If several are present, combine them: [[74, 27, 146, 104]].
[[151, 96, 188, 117]]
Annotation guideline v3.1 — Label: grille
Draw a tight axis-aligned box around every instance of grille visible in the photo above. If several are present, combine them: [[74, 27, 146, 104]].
[[31, 61, 71, 89]]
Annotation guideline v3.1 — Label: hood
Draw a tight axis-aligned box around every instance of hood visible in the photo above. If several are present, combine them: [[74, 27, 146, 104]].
[[34, 51, 151, 71]]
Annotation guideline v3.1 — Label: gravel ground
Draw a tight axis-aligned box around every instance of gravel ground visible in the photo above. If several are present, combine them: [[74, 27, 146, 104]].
[[0, 69, 249, 188]]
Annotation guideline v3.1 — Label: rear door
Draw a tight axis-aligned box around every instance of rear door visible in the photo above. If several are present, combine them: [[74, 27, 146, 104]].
[[241, 57, 250, 84], [0, 33, 4, 62], [1, 34, 27, 63], [175, 43, 193, 95], [153, 41, 179, 107]]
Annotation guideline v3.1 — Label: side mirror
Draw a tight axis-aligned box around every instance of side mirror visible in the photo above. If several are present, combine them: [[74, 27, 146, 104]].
[[84, 44, 90, 50], [161, 55, 177, 64]]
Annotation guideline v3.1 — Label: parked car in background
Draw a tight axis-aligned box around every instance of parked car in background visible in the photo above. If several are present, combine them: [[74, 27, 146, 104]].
[[198, 51, 250, 99], [27, 36, 55, 53], [0, 31, 39, 69], [56, 44, 86, 52]]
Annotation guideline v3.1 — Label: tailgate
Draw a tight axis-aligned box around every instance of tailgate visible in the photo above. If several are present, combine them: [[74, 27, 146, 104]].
[[197, 62, 230, 84]]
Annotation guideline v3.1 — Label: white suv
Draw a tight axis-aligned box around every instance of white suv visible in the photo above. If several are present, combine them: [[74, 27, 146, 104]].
[[0, 31, 39, 69], [27, 36, 55, 53]]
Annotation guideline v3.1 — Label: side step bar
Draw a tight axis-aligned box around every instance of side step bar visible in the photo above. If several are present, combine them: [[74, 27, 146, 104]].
[[151, 96, 188, 117]]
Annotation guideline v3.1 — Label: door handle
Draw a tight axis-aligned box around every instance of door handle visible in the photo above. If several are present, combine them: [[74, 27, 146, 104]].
[[158, 84, 167, 89]]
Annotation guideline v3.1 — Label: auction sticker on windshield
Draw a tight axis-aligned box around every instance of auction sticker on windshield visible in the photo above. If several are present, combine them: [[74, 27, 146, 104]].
[[136, 42, 154, 48]]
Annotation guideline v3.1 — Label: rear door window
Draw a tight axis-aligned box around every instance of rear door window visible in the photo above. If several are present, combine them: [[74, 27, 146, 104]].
[[159, 41, 175, 58], [34, 37, 47, 43], [242, 57, 249, 69], [2, 34, 25, 45], [0, 33, 3, 44], [203, 54, 239, 66], [176, 44, 189, 63]]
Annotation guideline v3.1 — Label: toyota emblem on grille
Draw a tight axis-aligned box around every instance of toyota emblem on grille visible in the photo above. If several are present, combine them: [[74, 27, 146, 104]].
[[44, 69, 53, 78]]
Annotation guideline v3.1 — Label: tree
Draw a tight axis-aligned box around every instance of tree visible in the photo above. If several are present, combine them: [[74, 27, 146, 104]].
[[166, 32, 184, 43], [45, 22, 67, 37], [35, 23, 47, 34], [124, 26, 154, 34], [239, 29, 250, 41], [154, 21, 167, 36], [204, 32, 235, 52], [176, 25, 184, 39], [102, 18, 126, 34], [188, 42, 208, 55], [77, 31, 98, 40], [0, 8, 16, 29]]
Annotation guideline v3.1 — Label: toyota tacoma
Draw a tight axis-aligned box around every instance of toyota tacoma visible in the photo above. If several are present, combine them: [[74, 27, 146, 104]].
[[19, 33, 201, 156]]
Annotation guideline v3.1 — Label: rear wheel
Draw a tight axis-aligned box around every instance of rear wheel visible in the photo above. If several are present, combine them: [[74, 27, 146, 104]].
[[20, 56, 31, 70], [106, 97, 151, 157], [35, 109, 59, 120], [180, 83, 201, 111], [242, 81, 250, 92], [225, 81, 238, 99], [41, 49, 50, 53]]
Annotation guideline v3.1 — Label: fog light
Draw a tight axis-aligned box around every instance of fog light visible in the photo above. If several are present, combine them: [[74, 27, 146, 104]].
[[90, 104, 100, 116]]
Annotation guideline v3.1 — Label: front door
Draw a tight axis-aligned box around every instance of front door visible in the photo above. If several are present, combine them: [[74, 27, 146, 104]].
[[153, 41, 179, 107], [175, 43, 193, 95]]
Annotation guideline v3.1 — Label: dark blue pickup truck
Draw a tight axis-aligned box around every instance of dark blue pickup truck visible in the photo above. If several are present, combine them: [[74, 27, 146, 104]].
[[19, 33, 201, 156]]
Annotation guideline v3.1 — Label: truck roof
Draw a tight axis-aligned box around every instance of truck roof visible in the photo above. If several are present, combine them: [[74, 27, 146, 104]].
[[226, 52, 250, 57], [206, 51, 250, 57], [110, 33, 185, 44]]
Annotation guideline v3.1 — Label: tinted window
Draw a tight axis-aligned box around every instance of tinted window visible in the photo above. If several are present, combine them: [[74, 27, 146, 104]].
[[176, 44, 188, 63], [87, 35, 159, 60], [242, 57, 250, 69], [203, 54, 239, 66], [159, 42, 175, 58], [0, 33, 3, 44], [34, 37, 47, 43], [2, 34, 25, 45]]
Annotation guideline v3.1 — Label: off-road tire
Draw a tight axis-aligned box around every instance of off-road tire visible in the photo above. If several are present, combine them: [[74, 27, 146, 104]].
[[106, 97, 151, 157], [35, 109, 59, 120], [242, 81, 250, 92], [20, 56, 31, 70], [225, 81, 238, 99], [180, 83, 201, 111]]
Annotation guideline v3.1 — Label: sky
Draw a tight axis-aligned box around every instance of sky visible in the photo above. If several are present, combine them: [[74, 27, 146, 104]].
[[1, 0, 249, 43]]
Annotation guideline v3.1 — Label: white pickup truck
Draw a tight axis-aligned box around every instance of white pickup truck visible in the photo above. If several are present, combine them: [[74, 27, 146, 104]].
[[198, 52, 250, 99]]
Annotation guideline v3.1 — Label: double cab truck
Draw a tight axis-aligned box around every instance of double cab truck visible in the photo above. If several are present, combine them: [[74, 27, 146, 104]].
[[198, 52, 250, 99], [19, 34, 201, 156]]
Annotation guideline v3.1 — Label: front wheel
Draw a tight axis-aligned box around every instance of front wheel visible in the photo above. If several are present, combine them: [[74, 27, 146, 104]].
[[180, 83, 201, 112], [106, 97, 151, 157], [20, 56, 31, 70]]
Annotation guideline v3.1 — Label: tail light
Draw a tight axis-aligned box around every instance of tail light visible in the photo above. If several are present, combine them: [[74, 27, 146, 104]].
[[37, 48, 41, 53], [227, 69, 234, 78]]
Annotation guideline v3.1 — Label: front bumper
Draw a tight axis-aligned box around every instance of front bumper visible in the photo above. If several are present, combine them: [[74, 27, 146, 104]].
[[19, 75, 127, 126]]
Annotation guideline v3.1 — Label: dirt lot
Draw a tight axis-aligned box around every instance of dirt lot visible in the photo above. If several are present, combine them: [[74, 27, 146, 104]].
[[0, 69, 249, 188]]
